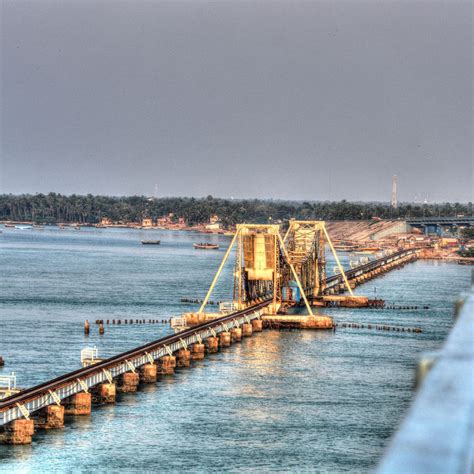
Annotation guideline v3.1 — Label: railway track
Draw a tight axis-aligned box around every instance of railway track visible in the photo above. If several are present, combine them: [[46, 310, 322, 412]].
[[325, 248, 418, 288]]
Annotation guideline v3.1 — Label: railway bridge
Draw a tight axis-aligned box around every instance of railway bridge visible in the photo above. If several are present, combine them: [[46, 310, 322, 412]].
[[0, 220, 419, 444]]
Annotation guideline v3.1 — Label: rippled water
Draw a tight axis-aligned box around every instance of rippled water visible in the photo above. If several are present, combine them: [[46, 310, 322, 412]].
[[0, 226, 471, 472]]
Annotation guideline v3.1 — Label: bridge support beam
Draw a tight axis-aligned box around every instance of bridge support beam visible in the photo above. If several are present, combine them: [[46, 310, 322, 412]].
[[0, 419, 35, 444], [63, 392, 92, 415], [92, 383, 116, 403], [190, 343, 205, 360], [158, 355, 176, 374], [139, 364, 157, 383], [176, 349, 191, 368], [205, 337, 219, 353], [34, 405, 65, 430]]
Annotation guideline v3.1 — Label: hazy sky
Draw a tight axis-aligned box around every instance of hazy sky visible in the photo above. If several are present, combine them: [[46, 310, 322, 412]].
[[1, 0, 472, 202]]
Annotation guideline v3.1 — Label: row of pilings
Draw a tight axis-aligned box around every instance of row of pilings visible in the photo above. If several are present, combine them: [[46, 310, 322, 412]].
[[335, 322, 423, 333], [84, 318, 170, 335], [0, 319, 264, 445]]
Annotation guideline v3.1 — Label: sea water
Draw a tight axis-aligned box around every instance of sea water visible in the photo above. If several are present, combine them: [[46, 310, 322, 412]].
[[0, 226, 471, 472]]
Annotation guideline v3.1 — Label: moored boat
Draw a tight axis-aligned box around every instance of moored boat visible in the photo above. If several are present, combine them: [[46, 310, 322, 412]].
[[141, 240, 161, 245], [193, 242, 219, 250]]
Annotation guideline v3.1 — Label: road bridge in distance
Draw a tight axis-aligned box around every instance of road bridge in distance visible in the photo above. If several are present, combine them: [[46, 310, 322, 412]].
[[407, 216, 474, 235]]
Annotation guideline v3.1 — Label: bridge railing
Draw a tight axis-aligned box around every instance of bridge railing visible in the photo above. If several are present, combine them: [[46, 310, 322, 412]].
[[377, 272, 474, 473]]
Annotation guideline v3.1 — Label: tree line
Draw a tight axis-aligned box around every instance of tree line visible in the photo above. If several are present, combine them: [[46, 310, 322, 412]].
[[0, 193, 472, 227]]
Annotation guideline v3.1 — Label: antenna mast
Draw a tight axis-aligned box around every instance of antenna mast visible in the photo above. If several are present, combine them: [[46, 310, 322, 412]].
[[391, 175, 398, 209]]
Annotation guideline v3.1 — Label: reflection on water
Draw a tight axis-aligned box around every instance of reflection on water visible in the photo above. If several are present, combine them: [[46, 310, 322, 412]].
[[0, 227, 471, 472]]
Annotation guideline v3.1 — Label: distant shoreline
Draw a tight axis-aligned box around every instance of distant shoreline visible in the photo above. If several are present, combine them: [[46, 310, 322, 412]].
[[0, 220, 234, 235]]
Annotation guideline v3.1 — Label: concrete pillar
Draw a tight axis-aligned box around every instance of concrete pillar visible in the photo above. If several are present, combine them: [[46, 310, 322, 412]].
[[251, 319, 263, 332], [242, 322, 253, 337], [34, 405, 65, 429], [176, 349, 191, 368], [92, 383, 116, 403], [139, 364, 157, 383], [219, 331, 231, 347], [191, 343, 205, 360], [205, 337, 219, 354], [0, 419, 35, 444], [63, 392, 92, 415], [117, 372, 139, 392], [230, 327, 242, 342], [158, 355, 176, 375]]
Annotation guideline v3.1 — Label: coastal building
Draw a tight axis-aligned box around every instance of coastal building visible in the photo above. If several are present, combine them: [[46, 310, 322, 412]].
[[206, 215, 221, 231], [142, 218, 153, 227]]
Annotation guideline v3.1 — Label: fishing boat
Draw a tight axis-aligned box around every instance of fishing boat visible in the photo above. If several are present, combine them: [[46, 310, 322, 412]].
[[141, 240, 161, 245], [193, 242, 219, 250]]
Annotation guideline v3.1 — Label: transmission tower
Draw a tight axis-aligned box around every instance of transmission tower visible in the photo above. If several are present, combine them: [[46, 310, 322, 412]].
[[391, 175, 398, 209]]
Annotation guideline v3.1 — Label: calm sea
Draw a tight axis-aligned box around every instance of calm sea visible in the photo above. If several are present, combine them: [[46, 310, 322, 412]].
[[0, 226, 471, 472]]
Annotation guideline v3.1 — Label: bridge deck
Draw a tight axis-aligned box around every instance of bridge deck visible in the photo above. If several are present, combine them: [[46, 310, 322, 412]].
[[325, 248, 419, 291]]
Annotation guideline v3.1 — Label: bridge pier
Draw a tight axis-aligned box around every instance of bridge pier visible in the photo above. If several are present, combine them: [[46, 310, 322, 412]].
[[117, 372, 139, 392], [0, 419, 35, 444], [92, 383, 116, 403], [139, 364, 157, 383], [219, 331, 231, 347], [176, 349, 191, 367], [33, 405, 65, 430], [158, 355, 176, 374], [251, 319, 263, 332], [62, 392, 92, 415], [230, 327, 242, 342], [190, 343, 205, 360], [205, 337, 219, 353], [242, 323, 253, 337]]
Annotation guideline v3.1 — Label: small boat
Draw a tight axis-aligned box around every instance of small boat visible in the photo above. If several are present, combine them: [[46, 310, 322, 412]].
[[15, 225, 33, 230], [141, 240, 161, 245], [4, 224, 15, 228], [193, 242, 219, 250]]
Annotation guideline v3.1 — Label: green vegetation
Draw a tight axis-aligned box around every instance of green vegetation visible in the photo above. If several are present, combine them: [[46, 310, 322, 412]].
[[0, 193, 472, 227], [458, 248, 474, 257], [460, 227, 474, 240]]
